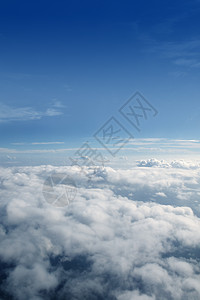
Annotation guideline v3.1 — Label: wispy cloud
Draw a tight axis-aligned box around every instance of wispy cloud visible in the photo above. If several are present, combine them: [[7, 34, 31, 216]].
[[145, 39, 200, 69], [31, 142, 65, 145], [174, 58, 200, 68], [0, 102, 64, 122], [0, 147, 76, 154], [51, 100, 66, 108], [11, 142, 65, 146], [3, 138, 200, 156]]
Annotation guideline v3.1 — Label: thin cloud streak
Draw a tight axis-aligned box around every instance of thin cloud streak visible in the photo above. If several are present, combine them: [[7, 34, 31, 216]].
[[0, 102, 64, 123]]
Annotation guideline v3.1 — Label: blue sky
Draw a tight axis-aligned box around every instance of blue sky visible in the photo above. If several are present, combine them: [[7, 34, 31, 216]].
[[1, 0, 200, 165]]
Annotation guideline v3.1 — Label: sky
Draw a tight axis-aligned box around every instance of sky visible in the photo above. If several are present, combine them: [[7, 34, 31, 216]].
[[1, 2, 200, 299], [1, 0, 200, 165]]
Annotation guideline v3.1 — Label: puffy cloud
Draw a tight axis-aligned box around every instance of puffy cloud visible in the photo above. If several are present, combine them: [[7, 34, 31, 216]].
[[0, 163, 200, 299], [137, 158, 200, 169]]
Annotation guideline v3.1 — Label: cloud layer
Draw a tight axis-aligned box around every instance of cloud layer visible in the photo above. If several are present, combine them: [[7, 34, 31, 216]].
[[0, 163, 200, 299]]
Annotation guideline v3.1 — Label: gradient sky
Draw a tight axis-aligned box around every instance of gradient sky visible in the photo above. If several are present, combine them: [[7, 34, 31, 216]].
[[1, 0, 200, 164]]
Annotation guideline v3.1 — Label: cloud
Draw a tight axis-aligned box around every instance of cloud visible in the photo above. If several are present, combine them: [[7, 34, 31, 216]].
[[32, 142, 65, 145], [11, 142, 65, 146], [0, 102, 63, 123], [137, 158, 200, 169], [52, 100, 66, 108], [0, 163, 200, 299], [174, 58, 198, 67], [145, 38, 200, 69], [1, 138, 200, 159]]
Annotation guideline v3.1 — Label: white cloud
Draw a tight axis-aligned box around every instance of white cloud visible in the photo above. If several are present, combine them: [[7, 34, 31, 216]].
[[31, 142, 65, 145], [0, 163, 200, 299], [52, 100, 66, 108], [0, 102, 64, 122], [0, 138, 200, 160], [11, 142, 65, 145], [137, 158, 200, 169]]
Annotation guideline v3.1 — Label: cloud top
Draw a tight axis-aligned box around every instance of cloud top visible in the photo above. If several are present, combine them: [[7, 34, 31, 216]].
[[0, 164, 200, 299]]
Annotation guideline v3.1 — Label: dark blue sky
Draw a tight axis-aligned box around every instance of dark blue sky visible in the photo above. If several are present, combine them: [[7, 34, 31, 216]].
[[1, 0, 200, 162]]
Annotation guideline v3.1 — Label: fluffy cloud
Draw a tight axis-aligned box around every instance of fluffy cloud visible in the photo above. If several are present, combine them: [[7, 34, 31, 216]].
[[137, 158, 200, 169], [0, 163, 200, 299]]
